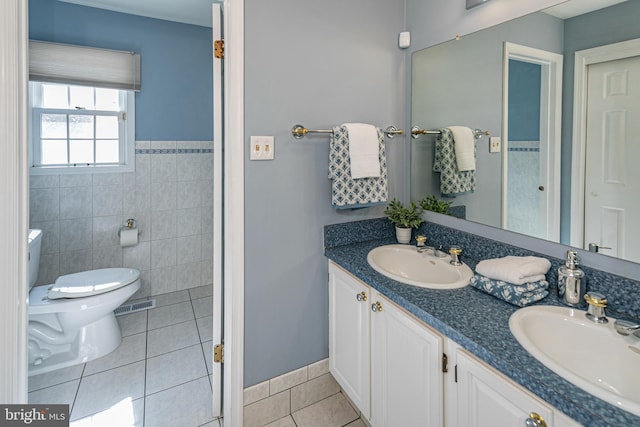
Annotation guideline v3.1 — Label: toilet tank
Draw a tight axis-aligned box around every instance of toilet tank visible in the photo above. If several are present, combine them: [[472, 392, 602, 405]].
[[28, 229, 42, 290]]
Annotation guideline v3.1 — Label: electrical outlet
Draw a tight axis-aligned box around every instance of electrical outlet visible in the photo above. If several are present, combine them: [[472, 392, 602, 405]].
[[250, 136, 275, 160], [489, 137, 501, 153]]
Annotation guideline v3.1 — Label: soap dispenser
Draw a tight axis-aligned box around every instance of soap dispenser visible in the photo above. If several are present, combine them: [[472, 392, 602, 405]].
[[557, 250, 585, 307]]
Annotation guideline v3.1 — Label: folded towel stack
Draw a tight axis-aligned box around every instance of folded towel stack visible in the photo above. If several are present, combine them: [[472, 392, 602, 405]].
[[472, 256, 552, 307], [475, 256, 551, 285], [470, 275, 549, 307]]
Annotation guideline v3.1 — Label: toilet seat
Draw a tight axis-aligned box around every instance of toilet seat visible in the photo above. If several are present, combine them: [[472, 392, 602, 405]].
[[47, 268, 140, 299]]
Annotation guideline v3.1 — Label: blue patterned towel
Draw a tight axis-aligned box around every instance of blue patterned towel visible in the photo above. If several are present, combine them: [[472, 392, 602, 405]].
[[470, 274, 549, 307], [329, 126, 388, 209], [433, 128, 476, 196]]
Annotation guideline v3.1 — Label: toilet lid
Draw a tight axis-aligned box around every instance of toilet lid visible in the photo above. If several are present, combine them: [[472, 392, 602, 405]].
[[48, 268, 140, 299]]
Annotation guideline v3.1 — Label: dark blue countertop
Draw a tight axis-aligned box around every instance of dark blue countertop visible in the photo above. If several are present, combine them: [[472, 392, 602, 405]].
[[325, 236, 640, 427]]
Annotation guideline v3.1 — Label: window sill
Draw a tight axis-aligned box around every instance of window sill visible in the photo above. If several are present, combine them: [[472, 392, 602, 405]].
[[29, 163, 135, 175]]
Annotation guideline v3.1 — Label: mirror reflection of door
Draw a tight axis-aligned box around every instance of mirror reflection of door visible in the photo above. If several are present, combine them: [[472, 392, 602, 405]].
[[502, 43, 562, 242], [584, 53, 640, 263]]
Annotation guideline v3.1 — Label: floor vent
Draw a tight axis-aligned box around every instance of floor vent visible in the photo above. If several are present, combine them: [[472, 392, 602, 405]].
[[114, 299, 156, 316]]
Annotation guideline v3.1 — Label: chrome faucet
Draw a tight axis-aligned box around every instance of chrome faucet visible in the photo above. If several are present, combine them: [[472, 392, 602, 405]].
[[584, 292, 608, 324], [614, 319, 640, 337], [449, 246, 462, 266]]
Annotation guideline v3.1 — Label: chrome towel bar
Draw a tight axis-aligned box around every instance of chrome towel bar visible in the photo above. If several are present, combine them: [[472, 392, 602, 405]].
[[411, 126, 490, 139], [291, 124, 403, 140]]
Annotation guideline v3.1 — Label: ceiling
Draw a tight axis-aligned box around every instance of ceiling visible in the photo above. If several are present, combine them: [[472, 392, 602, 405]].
[[58, 0, 216, 27], [544, 0, 627, 19]]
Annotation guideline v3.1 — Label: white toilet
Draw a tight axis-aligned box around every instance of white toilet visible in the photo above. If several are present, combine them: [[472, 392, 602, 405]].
[[27, 229, 141, 376]]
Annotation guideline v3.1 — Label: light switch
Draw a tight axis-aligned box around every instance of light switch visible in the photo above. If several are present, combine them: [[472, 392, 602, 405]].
[[250, 136, 275, 160], [489, 137, 501, 153]]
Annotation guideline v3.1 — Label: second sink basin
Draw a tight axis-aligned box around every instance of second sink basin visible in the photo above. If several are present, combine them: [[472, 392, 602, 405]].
[[367, 244, 472, 289], [509, 305, 640, 416]]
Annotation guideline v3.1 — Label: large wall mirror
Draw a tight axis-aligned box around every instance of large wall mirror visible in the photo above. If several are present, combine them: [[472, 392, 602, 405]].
[[411, 0, 640, 264]]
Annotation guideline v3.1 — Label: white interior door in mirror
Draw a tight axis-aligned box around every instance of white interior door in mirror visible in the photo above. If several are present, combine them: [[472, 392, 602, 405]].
[[584, 54, 640, 263]]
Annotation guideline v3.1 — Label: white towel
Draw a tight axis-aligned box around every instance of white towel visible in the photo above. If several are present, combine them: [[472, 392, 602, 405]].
[[344, 123, 381, 179], [449, 126, 476, 172], [475, 256, 551, 286]]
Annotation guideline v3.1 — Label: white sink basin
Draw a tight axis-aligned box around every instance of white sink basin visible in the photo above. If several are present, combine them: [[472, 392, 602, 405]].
[[367, 244, 473, 289], [509, 305, 640, 416]]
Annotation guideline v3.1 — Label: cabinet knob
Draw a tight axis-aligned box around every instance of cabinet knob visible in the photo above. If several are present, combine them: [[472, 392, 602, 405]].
[[356, 291, 367, 302], [525, 412, 547, 427], [371, 301, 383, 312]]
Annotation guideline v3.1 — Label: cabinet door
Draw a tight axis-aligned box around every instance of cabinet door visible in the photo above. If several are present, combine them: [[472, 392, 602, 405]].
[[329, 263, 371, 419], [370, 292, 444, 427], [455, 349, 554, 427]]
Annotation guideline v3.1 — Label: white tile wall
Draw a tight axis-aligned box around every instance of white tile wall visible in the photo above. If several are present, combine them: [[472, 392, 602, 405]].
[[29, 140, 214, 298]]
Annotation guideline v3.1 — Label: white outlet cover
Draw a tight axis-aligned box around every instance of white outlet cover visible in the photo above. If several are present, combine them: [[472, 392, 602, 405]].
[[489, 137, 501, 153], [250, 136, 275, 160]]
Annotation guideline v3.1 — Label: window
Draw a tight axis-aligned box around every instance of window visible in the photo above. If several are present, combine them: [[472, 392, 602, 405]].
[[29, 82, 134, 173]]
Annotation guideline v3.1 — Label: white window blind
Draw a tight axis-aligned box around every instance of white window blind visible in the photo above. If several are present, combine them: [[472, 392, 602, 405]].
[[29, 40, 141, 92]]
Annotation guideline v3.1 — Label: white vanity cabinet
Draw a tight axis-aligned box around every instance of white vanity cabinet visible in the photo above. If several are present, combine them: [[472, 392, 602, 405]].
[[329, 260, 582, 427], [329, 262, 443, 426], [329, 262, 372, 419]]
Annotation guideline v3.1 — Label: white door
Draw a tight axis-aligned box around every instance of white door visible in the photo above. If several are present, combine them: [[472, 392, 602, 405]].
[[501, 43, 562, 242], [584, 54, 640, 263], [370, 292, 443, 427], [328, 263, 371, 420], [211, 2, 223, 418]]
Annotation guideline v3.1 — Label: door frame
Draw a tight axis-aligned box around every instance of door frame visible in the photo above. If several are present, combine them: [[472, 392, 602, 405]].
[[501, 42, 563, 242], [0, 0, 29, 403], [570, 38, 640, 248], [0, 0, 247, 421], [222, 0, 245, 425]]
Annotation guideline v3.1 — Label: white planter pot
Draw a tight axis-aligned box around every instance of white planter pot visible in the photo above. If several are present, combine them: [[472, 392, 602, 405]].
[[395, 227, 412, 244]]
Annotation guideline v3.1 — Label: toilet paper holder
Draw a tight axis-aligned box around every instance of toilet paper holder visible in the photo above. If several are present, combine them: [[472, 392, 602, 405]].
[[118, 218, 137, 236]]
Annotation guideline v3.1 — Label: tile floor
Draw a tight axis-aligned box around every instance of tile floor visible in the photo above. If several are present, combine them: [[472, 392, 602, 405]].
[[263, 392, 367, 427], [28, 284, 219, 427]]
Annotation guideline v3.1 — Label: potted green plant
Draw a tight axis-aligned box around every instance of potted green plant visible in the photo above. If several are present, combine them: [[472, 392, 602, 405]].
[[384, 199, 424, 244], [419, 194, 453, 215]]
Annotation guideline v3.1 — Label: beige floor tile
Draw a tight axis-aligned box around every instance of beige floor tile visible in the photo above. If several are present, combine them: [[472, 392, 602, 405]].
[[290, 373, 340, 412], [70, 397, 144, 427], [28, 379, 80, 407], [146, 319, 200, 357], [148, 300, 195, 330], [189, 284, 213, 299], [83, 333, 146, 376], [196, 314, 214, 342], [243, 390, 290, 427], [192, 295, 213, 318], [264, 415, 297, 427], [144, 377, 213, 427], [292, 393, 359, 427], [154, 289, 191, 307], [345, 419, 367, 427], [145, 344, 208, 395], [71, 361, 146, 421], [29, 364, 84, 392]]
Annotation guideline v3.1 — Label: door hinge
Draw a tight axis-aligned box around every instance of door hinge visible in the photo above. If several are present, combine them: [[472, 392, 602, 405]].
[[442, 353, 448, 373], [454, 364, 458, 383], [214, 40, 225, 59], [214, 343, 224, 363]]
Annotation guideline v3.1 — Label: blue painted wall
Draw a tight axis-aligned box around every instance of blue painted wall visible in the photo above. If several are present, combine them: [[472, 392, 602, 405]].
[[29, 0, 213, 141], [508, 60, 541, 141]]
